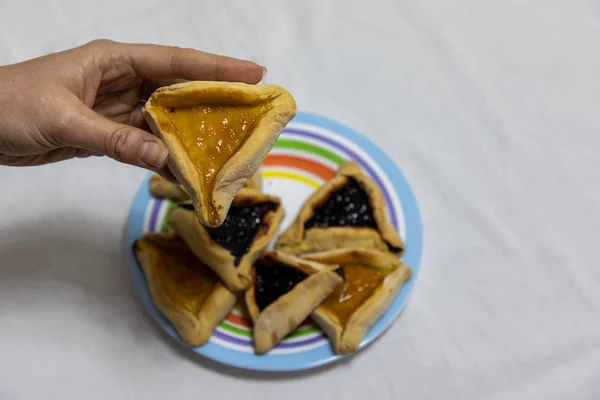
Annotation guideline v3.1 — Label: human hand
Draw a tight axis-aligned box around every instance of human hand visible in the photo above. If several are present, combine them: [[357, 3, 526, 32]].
[[0, 39, 264, 177]]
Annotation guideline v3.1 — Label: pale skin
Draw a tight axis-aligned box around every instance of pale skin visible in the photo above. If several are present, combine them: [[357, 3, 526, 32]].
[[0, 39, 265, 179]]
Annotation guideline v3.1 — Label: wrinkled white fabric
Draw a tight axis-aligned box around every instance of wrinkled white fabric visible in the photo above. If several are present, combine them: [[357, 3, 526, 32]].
[[1, 1, 599, 399]]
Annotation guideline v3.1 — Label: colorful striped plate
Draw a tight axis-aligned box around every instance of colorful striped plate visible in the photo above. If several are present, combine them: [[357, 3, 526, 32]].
[[123, 112, 423, 371]]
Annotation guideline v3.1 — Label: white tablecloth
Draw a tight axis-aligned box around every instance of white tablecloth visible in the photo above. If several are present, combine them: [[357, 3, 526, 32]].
[[1, 1, 599, 399]]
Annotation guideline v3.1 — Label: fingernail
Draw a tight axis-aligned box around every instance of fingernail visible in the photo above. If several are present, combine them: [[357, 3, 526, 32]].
[[139, 141, 168, 168], [261, 66, 268, 81]]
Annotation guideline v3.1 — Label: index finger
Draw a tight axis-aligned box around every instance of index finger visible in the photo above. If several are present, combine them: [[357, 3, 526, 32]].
[[114, 42, 265, 84]]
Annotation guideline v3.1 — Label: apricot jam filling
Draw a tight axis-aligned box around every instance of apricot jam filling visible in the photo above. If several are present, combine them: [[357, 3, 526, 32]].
[[143, 238, 219, 314], [320, 264, 384, 325], [159, 102, 273, 223]]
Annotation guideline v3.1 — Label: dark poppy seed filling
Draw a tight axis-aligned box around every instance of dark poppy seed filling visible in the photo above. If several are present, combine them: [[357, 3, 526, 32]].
[[255, 260, 308, 311], [304, 177, 377, 230], [204, 202, 276, 266], [387, 244, 403, 253], [334, 266, 345, 280]]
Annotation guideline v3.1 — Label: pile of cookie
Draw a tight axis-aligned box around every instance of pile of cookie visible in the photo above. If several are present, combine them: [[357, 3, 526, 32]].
[[135, 162, 412, 354], [133, 80, 412, 355]]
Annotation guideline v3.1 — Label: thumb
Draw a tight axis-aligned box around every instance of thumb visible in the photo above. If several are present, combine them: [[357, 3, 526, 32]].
[[55, 105, 169, 170]]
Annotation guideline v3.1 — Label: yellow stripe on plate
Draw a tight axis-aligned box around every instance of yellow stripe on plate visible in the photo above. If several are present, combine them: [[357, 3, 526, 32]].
[[262, 170, 321, 189]]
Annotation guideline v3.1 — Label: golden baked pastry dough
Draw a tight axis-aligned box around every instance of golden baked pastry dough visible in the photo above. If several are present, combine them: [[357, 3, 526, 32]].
[[245, 252, 344, 354], [275, 161, 405, 255], [304, 249, 412, 354], [149, 168, 263, 202], [149, 174, 189, 201], [167, 188, 284, 293], [142, 81, 295, 227], [133, 233, 237, 346]]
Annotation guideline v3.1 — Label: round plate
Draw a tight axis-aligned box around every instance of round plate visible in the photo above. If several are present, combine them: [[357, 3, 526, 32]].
[[123, 111, 423, 372]]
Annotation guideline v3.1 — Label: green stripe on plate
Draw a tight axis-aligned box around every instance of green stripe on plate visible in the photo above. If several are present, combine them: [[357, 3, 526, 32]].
[[220, 322, 251, 337], [160, 200, 176, 233], [274, 139, 344, 166], [287, 325, 320, 338], [219, 321, 320, 339]]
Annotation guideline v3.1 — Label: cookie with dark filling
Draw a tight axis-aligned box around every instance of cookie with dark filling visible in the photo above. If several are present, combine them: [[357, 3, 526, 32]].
[[304, 176, 376, 230], [304, 249, 412, 354], [245, 252, 344, 354], [133, 233, 237, 346], [167, 188, 284, 292], [275, 161, 405, 255]]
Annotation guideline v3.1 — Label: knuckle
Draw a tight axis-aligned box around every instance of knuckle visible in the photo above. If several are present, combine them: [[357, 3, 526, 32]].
[[100, 50, 124, 71], [104, 126, 137, 162], [169, 46, 185, 75], [86, 38, 115, 49], [84, 39, 125, 71]]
